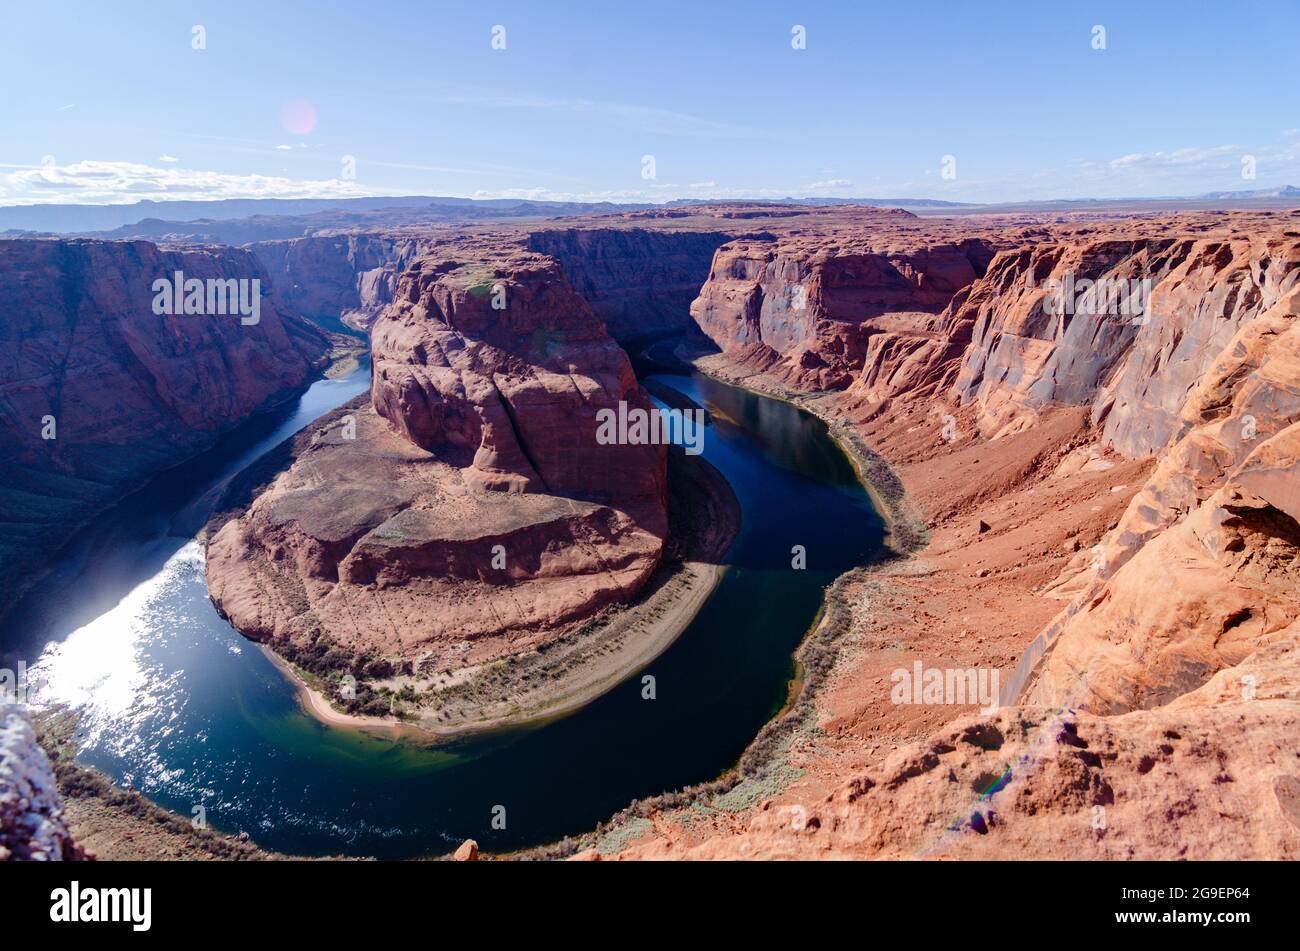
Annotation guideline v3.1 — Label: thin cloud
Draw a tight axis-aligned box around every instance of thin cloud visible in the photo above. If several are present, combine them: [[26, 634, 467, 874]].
[[157, 154, 179, 163], [0, 159, 397, 206], [428, 93, 768, 139], [1108, 145, 1241, 170]]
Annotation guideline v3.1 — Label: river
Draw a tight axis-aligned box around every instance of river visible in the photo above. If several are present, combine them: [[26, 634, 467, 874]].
[[4, 361, 884, 858]]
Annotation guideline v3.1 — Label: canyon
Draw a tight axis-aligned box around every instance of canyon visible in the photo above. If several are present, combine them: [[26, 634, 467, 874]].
[[0, 238, 337, 621], [245, 218, 734, 343], [2, 201, 1298, 861], [598, 208, 1300, 860]]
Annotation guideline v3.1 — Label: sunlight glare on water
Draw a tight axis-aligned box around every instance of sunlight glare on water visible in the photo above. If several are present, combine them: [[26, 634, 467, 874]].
[[31, 542, 204, 774]]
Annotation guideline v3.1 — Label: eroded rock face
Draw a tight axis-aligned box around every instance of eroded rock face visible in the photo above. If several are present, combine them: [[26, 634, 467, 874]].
[[527, 227, 730, 344], [207, 243, 667, 661], [950, 240, 1180, 438], [947, 234, 1300, 445], [619, 645, 1300, 859], [370, 246, 667, 505], [1028, 483, 1300, 713], [690, 220, 997, 390], [207, 405, 666, 657], [1047, 292, 1300, 595], [250, 233, 445, 331], [612, 209, 1300, 861], [254, 226, 734, 343], [1020, 291, 1300, 713], [1101, 239, 1300, 457], [0, 238, 331, 619]]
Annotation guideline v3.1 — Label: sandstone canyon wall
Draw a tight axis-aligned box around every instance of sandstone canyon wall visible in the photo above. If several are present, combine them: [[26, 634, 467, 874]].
[[689, 220, 998, 390], [607, 209, 1300, 860], [526, 227, 731, 344], [945, 233, 1300, 449], [0, 238, 332, 620], [249, 232, 445, 332], [252, 225, 735, 344]]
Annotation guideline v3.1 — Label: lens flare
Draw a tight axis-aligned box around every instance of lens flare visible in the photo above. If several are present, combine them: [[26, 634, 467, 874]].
[[279, 99, 317, 136]]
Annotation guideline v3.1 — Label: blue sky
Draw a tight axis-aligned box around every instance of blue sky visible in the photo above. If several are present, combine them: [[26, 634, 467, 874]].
[[2, 0, 1298, 206]]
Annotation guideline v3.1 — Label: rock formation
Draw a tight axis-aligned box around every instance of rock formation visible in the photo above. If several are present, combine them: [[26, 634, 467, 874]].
[[1022, 286, 1300, 714], [1, 706, 83, 861], [250, 232, 446, 332], [206, 242, 668, 666], [617, 640, 1300, 859], [0, 238, 332, 620], [601, 208, 1300, 860], [527, 227, 730, 344], [689, 215, 998, 391], [252, 224, 734, 345]]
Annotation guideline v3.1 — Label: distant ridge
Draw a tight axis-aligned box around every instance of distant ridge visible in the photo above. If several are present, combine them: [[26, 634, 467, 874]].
[[0, 195, 650, 235], [666, 196, 975, 209], [2, 185, 1298, 235], [1197, 184, 1300, 200]]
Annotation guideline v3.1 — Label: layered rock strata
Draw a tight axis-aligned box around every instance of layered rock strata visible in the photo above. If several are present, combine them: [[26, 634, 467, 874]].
[[603, 209, 1300, 860], [206, 243, 668, 669], [250, 232, 446, 332], [689, 222, 998, 391], [0, 238, 331, 619], [527, 227, 730, 344]]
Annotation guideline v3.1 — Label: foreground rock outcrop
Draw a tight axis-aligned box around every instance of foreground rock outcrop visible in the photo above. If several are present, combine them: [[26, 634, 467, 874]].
[[618, 638, 1300, 859], [0, 238, 332, 619], [207, 242, 669, 683], [1, 707, 82, 861]]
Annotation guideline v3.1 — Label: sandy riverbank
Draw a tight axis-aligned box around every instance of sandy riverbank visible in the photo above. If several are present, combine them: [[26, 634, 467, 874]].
[[257, 646, 414, 736]]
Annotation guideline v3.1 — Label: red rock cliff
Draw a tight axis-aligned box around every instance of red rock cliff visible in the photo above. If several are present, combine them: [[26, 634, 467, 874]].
[[943, 233, 1300, 448], [690, 220, 997, 390], [611, 209, 1300, 861], [527, 227, 731, 344], [0, 238, 331, 618], [250, 232, 444, 332]]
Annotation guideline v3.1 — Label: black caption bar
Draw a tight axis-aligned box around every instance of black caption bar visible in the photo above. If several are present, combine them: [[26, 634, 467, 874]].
[[0, 859, 1283, 939]]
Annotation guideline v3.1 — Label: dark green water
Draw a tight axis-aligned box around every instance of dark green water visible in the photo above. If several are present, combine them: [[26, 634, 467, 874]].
[[3, 366, 884, 858]]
